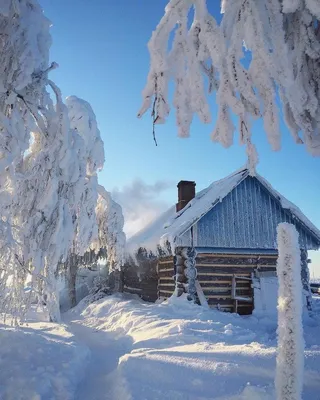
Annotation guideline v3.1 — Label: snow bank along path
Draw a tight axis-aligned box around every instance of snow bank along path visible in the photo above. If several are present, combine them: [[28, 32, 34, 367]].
[[68, 294, 320, 400], [1, 294, 320, 399], [0, 318, 89, 400]]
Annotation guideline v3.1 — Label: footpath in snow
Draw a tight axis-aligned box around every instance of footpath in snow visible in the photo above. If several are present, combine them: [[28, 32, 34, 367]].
[[1, 294, 320, 399]]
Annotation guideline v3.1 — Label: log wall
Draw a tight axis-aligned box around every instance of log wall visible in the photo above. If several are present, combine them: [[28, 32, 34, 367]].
[[196, 252, 278, 314], [157, 256, 175, 298], [125, 251, 278, 314], [122, 258, 158, 302]]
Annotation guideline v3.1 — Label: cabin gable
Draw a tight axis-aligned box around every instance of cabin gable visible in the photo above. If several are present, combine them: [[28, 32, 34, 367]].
[[193, 176, 318, 250]]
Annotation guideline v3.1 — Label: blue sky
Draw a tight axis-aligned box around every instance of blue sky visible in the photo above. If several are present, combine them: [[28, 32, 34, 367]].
[[40, 0, 320, 275]]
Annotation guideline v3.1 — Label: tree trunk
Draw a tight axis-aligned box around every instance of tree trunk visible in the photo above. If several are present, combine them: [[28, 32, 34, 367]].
[[67, 256, 78, 308], [45, 266, 61, 323]]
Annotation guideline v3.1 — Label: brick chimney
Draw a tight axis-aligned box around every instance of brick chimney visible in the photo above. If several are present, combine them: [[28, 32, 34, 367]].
[[176, 180, 196, 212]]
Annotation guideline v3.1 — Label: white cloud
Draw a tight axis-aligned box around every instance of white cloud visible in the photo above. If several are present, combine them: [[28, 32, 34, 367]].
[[112, 179, 173, 238]]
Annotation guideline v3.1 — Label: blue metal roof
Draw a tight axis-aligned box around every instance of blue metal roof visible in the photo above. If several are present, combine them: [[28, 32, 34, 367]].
[[177, 176, 319, 251]]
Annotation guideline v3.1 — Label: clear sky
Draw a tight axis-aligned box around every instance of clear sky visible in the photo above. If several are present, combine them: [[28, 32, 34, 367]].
[[40, 0, 320, 276]]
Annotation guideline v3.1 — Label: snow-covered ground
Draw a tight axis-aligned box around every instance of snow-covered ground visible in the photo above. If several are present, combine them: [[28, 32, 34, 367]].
[[1, 294, 320, 400], [0, 319, 89, 399]]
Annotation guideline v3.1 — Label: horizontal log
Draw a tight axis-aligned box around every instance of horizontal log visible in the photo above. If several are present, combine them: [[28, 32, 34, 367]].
[[159, 290, 174, 296], [158, 267, 174, 272], [196, 276, 250, 283], [256, 266, 277, 271], [196, 263, 257, 268], [157, 260, 174, 268], [158, 284, 175, 291], [197, 261, 277, 268], [202, 291, 232, 297], [197, 253, 277, 259], [201, 284, 250, 291], [196, 256, 277, 266], [206, 294, 232, 299], [234, 297, 252, 303], [207, 298, 234, 305], [203, 290, 251, 296], [197, 272, 251, 277], [198, 280, 231, 285], [158, 281, 175, 286], [200, 280, 248, 286], [141, 285, 158, 292], [158, 256, 174, 262], [197, 267, 254, 274], [235, 288, 252, 293], [158, 270, 175, 278], [159, 277, 174, 282], [233, 275, 252, 281], [158, 258, 173, 263], [236, 293, 252, 299]]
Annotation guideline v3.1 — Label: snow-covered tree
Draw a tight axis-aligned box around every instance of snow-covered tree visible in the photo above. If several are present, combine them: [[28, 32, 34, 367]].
[[139, 1, 320, 166], [10, 80, 89, 322], [276, 223, 304, 400], [63, 96, 105, 308], [0, 0, 55, 321], [94, 185, 126, 273], [0, 2, 110, 322]]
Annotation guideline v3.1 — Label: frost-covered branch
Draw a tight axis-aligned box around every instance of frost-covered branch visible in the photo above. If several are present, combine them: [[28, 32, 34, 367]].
[[139, 0, 320, 166]]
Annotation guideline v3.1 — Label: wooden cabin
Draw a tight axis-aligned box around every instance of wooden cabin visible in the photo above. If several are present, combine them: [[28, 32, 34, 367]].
[[126, 168, 320, 314]]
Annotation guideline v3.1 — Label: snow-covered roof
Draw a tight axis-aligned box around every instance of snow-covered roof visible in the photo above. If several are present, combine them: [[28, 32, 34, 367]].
[[127, 167, 320, 254]]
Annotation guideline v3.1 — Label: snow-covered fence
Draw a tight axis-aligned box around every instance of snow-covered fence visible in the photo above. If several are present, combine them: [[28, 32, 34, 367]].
[[275, 223, 304, 400]]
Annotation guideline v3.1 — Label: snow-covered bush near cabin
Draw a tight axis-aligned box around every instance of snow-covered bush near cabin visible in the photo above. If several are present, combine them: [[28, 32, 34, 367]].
[[94, 185, 126, 273], [276, 223, 304, 400], [139, 1, 320, 168]]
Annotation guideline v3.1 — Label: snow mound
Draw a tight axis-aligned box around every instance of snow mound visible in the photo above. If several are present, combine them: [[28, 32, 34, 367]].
[[2, 294, 319, 399], [0, 322, 89, 400], [72, 294, 320, 399]]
